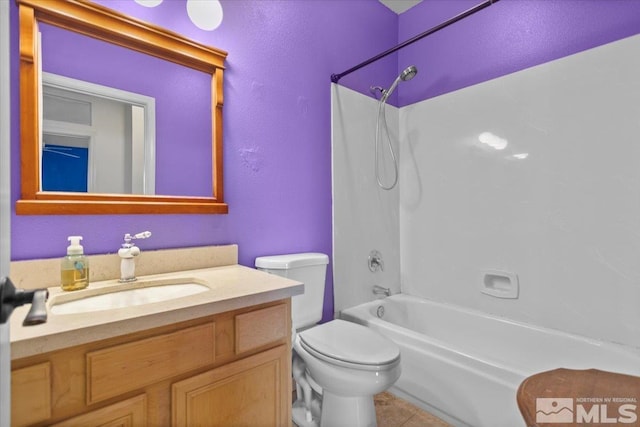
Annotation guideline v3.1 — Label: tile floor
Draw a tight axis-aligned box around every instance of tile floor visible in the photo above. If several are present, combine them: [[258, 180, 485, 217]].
[[292, 391, 451, 427], [374, 392, 451, 427]]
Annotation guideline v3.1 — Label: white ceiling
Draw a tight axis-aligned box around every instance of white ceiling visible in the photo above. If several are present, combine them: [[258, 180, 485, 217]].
[[379, 0, 423, 14]]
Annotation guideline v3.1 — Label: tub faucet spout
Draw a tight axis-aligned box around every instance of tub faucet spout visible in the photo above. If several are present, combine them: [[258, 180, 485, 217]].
[[373, 285, 391, 297]]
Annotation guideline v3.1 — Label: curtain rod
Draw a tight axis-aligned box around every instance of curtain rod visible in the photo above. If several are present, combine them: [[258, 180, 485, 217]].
[[330, 0, 500, 83]]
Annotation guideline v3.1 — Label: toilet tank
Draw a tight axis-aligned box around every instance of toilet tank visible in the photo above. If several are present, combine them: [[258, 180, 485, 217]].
[[255, 253, 329, 330]]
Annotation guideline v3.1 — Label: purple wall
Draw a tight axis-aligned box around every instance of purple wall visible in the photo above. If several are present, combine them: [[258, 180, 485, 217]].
[[10, 0, 398, 322], [397, 0, 640, 107]]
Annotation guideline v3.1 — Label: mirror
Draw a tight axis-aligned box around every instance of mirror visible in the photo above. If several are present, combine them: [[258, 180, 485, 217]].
[[17, 0, 228, 214]]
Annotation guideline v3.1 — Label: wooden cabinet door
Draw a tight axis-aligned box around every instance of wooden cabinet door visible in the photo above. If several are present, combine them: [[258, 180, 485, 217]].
[[11, 362, 51, 427], [172, 345, 290, 427]]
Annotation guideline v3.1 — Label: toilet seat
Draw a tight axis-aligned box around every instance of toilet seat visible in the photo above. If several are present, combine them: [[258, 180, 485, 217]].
[[298, 320, 400, 371]]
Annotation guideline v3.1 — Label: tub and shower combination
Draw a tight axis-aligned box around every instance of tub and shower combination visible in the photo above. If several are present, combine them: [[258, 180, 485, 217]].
[[341, 294, 640, 427]]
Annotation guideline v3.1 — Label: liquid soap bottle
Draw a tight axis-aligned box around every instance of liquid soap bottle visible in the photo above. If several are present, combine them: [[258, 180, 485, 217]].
[[61, 235, 89, 291]]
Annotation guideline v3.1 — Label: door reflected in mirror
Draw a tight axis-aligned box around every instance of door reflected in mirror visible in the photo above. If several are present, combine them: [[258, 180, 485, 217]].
[[42, 73, 155, 195]]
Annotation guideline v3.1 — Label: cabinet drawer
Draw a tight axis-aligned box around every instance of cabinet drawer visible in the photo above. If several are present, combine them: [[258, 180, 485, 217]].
[[11, 362, 51, 427], [235, 304, 288, 354], [51, 394, 147, 427], [87, 322, 215, 404]]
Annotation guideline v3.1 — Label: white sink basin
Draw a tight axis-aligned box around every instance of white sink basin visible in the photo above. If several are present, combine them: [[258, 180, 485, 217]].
[[50, 281, 209, 315]]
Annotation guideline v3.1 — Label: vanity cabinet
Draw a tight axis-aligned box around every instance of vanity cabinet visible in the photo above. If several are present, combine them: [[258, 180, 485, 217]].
[[11, 299, 292, 427]]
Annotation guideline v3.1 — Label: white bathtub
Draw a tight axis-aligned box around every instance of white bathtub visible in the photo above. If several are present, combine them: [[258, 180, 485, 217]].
[[340, 294, 640, 427]]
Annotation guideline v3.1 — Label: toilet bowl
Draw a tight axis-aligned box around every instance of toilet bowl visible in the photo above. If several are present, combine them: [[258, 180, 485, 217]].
[[294, 319, 401, 427], [255, 253, 401, 427]]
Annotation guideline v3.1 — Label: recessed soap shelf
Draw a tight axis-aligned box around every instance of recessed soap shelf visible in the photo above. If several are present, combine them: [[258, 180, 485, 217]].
[[481, 270, 519, 299]]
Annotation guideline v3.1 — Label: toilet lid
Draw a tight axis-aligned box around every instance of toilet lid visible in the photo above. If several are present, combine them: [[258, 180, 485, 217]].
[[298, 319, 400, 366]]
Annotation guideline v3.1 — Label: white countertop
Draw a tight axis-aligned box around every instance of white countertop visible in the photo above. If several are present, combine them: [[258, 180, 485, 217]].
[[10, 264, 303, 359]]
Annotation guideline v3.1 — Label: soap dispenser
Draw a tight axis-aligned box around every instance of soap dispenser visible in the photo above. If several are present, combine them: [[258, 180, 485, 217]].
[[61, 236, 89, 291]]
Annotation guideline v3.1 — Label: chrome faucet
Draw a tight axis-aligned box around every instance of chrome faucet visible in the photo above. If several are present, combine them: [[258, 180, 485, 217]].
[[118, 231, 151, 282], [373, 285, 391, 297]]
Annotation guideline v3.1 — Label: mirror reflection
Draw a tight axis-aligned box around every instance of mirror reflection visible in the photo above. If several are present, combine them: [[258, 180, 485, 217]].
[[42, 72, 155, 194], [39, 21, 213, 197]]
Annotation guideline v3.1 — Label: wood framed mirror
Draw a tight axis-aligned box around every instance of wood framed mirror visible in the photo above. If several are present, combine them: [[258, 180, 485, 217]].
[[16, 0, 228, 214]]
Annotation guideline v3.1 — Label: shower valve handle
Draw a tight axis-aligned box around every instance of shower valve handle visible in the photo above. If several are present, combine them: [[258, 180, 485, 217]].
[[368, 250, 384, 272]]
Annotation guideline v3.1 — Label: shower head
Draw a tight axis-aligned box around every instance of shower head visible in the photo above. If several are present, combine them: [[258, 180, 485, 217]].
[[400, 65, 418, 81], [380, 65, 418, 103]]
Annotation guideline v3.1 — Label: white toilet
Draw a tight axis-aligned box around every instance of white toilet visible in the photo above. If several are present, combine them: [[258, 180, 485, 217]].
[[255, 253, 401, 427]]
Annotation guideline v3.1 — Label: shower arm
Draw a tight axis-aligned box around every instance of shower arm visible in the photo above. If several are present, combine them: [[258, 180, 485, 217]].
[[330, 0, 500, 83]]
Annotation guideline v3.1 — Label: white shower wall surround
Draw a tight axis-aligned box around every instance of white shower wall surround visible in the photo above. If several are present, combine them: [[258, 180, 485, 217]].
[[332, 33, 640, 349], [331, 84, 401, 313], [399, 33, 640, 348]]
